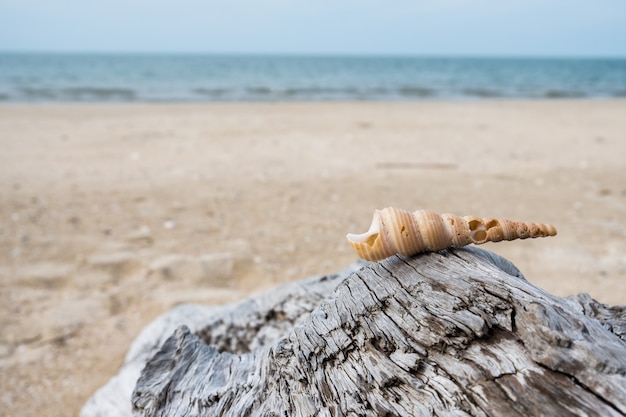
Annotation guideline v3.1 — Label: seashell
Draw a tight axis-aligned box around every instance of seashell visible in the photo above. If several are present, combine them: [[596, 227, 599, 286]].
[[346, 208, 557, 261]]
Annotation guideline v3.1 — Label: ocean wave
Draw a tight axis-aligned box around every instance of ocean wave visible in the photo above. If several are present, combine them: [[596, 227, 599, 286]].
[[193, 87, 229, 96], [16, 86, 137, 101], [461, 88, 503, 98], [189, 86, 438, 100], [543, 90, 587, 98]]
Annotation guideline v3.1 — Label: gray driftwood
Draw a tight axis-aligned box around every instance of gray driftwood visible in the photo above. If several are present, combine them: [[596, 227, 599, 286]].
[[82, 247, 626, 417]]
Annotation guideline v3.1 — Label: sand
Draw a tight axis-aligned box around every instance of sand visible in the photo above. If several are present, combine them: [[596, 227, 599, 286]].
[[1, 100, 625, 416]]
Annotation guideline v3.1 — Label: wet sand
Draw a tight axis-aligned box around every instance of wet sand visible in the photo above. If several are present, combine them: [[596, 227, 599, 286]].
[[1, 100, 625, 416]]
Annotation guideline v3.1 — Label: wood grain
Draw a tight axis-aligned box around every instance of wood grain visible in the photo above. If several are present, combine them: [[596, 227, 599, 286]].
[[106, 247, 625, 416]]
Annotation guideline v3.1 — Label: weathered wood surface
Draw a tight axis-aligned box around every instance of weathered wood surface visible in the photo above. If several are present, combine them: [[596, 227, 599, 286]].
[[82, 247, 626, 417], [80, 261, 366, 417]]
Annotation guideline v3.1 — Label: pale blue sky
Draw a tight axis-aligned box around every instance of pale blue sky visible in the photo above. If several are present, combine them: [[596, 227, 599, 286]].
[[1, 0, 625, 56]]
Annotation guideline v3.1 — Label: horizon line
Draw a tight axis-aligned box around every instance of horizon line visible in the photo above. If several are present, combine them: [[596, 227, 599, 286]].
[[1, 50, 626, 60]]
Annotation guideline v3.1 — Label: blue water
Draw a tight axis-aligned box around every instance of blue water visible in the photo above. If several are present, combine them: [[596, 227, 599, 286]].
[[1, 53, 625, 102]]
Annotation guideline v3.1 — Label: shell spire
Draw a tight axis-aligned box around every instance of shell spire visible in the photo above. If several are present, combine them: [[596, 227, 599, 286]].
[[346, 208, 557, 261]]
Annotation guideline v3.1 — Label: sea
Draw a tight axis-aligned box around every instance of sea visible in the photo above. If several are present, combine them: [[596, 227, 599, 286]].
[[1, 53, 625, 103]]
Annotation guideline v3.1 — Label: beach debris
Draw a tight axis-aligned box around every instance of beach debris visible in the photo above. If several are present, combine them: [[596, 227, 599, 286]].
[[347, 207, 557, 261], [126, 225, 153, 246], [148, 253, 234, 287], [87, 251, 143, 280], [16, 262, 74, 289]]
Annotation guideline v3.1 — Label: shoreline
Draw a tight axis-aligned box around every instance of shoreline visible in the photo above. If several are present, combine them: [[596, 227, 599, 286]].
[[2, 96, 626, 105], [1, 99, 625, 416]]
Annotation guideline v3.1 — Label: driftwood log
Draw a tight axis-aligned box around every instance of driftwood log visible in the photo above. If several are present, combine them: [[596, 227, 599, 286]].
[[82, 247, 626, 417]]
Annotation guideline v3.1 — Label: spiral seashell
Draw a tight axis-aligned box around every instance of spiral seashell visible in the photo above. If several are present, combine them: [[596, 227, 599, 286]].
[[346, 208, 557, 261]]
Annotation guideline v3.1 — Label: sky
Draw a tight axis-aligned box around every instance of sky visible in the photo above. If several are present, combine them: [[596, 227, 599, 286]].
[[1, 0, 625, 57]]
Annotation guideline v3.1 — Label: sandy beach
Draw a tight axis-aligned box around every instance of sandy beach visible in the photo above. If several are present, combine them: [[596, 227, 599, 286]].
[[1, 100, 625, 416]]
